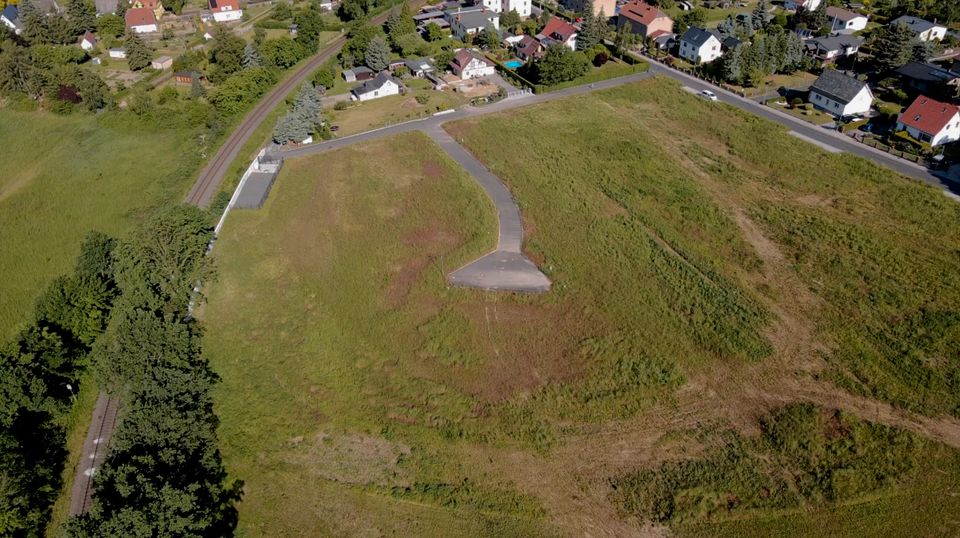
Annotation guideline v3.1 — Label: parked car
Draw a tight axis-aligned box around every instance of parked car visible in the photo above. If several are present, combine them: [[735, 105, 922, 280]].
[[699, 89, 718, 101]]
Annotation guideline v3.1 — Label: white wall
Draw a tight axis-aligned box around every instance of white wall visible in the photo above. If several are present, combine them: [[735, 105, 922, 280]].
[[213, 9, 242, 22], [918, 26, 947, 42], [810, 86, 872, 117], [680, 37, 721, 64], [354, 80, 400, 101], [897, 113, 960, 146], [129, 23, 157, 33], [502, 0, 531, 18]]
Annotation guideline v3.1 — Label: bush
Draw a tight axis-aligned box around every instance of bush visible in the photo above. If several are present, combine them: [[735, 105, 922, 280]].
[[334, 100, 349, 110], [415, 93, 429, 105], [790, 97, 803, 108]]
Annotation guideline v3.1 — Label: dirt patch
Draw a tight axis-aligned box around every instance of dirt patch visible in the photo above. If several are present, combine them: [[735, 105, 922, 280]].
[[282, 431, 412, 487]]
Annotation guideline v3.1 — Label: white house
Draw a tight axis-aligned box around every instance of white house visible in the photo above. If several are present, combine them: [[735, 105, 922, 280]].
[[210, 0, 243, 23], [806, 34, 863, 63], [808, 70, 873, 117], [350, 72, 402, 101], [896, 95, 960, 146], [445, 7, 499, 41], [679, 27, 722, 64], [1, 5, 23, 34], [125, 7, 158, 33], [108, 48, 127, 58], [479, 0, 531, 18], [79, 31, 97, 51], [784, 0, 820, 11], [449, 49, 495, 80], [891, 16, 947, 42], [825, 6, 867, 33]]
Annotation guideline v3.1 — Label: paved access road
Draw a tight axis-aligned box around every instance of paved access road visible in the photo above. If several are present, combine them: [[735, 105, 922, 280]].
[[284, 65, 958, 195]]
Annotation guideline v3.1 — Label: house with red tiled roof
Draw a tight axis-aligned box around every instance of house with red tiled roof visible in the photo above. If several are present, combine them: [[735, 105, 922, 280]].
[[536, 16, 578, 50], [515, 34, 543, 61], [617, 1, 672, 40], [210, 0, 242, 22], [895, 95, 960, 146], [125, 7, 158, 33], [132, 0, 164, 19]]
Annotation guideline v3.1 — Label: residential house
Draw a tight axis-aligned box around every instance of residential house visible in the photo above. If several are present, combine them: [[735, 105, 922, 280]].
[[678, 27, 722, 64], [125, 7, 158, 33], [132, 0, 164, 20], [342, 66, 375, 82], [784, 0, 821, 11], [95, 0, 118, 15], [806, 34, 862, 63], [108, 48, 126, 58], [351, 71, 402, 101], [808, 69, 873, 116], [79, 31, 97, 51], [560, 0, 615, 17], [1, 6, 22, 34], [404, 58, 435, 77], [151, 55, 173, 69], [210, 0, 242, 23], [896, 95, 960, 146], [536, 16, 578, 51], [891, 16, 947, 42], [449, 48, 495, 79], [895, 61, 960, 94], [515, 34, 543, 61], [652, 32, 676, 51], [825, 6, 867, 33], [616, 1, 673, 41], [445, 7, 499, 41], [478, 0, 532, 18]]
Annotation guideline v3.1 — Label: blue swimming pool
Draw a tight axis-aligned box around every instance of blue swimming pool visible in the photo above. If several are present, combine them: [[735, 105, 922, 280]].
[[504, 60, 523, 69]]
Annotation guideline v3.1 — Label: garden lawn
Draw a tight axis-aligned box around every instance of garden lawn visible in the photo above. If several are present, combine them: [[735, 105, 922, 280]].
[[0, 109, 202, 338]]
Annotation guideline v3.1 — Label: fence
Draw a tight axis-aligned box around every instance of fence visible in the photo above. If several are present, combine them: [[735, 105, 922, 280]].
[[853, 135, 927, 164], [641, 51, 751, 98]]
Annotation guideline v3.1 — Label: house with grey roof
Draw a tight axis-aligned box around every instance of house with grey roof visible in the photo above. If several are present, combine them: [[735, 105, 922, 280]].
[[895, 61, 960, 94], [679, 27, 722, 64], [351, 72, 402, 101], [806, 34, 863, 64], [445, 6, 499, 41], [808, 69, 873, 117], [404, 58, 435, 77], [891, 16, 946, 42]]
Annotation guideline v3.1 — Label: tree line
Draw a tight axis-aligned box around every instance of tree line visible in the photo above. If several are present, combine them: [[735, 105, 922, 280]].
[[0, 205, 239, 536], [64, 205, 239, 537]]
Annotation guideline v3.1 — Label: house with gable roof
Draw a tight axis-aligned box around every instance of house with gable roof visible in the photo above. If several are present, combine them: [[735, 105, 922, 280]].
[[896, 95, 960, 146]]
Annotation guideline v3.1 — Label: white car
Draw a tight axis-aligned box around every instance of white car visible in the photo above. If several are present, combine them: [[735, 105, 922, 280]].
[[699, 90, 718, 101]]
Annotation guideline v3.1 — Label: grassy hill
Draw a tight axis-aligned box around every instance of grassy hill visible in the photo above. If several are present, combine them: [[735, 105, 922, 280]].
[[0, 109, 203, 338], [200, 78, 960, 535]]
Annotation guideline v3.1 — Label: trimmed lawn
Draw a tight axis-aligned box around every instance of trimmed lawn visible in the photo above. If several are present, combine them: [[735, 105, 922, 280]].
[[0, 110, 202, 338]]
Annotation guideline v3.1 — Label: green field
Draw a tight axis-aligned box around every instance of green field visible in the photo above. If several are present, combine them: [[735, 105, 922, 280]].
[[202, 77, 960, 534], [0, 109, 203, 339]]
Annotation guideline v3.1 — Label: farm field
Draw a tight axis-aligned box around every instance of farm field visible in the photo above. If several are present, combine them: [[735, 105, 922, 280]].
[[0, 109, 203, 338], [201, 78, 960, 535]]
